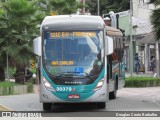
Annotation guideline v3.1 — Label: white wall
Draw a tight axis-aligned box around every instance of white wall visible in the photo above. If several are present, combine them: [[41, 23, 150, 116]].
[[133, 0, 156, 19], [132, 0, 156, 35]]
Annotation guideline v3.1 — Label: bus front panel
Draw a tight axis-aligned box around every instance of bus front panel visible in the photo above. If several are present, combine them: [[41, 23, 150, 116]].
[[40, 30, 108, 102]]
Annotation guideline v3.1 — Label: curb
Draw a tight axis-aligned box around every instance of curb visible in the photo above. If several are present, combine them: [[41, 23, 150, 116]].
[[0, 104, 13, 111]]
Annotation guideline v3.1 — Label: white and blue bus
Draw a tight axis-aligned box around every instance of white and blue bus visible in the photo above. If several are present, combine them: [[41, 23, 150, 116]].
[[33, 15, 125, 110]]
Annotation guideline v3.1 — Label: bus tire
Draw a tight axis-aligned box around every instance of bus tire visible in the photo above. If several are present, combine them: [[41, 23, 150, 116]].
[[43, 103, 52, 111], [109, 90, 117, 99], [97, 102, 106, 109]]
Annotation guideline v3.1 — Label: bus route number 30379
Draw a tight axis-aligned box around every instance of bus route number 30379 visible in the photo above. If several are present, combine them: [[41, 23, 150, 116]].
[[56, 87, 72, 92]]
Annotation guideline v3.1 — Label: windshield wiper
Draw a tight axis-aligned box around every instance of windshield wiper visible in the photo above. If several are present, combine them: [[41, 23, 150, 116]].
[[56, 72, 73, 78], [83, 72, 92, 80], [56, 72, 92, 80], [55, 72, 80, 78], [64, 72, 92, 80]]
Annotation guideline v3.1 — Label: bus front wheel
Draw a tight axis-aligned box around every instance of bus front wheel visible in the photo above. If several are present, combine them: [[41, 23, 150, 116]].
[[43, 103, 52, 111], [97, 102, 106, 109]]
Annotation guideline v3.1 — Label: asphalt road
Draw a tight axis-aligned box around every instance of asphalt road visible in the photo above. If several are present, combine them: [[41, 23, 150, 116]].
[[0, 86, 160, 112]]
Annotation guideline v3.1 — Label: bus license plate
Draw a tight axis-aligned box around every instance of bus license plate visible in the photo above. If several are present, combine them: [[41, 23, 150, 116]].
[[68, 94, 80, 99]]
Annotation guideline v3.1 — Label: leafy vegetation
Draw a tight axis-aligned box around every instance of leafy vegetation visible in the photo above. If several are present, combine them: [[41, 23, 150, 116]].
[[36, 0, 83, 15], [30, 68, 36, 74], [0, 81, 33, 95], [26, 83, 33, 93], [0, 0, 83, 83], [86, 0, 130, 16], [150, 0, 160, 40], [0, 81, 17, 87], [150, 0, 160, 6], [125, 77, 160, 87], [0, 0, 43, 82]]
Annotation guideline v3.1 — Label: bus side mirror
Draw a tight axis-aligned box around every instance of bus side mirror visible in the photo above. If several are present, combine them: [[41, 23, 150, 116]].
[[33, 37, 41, 56], [105, 36, 113, 55]]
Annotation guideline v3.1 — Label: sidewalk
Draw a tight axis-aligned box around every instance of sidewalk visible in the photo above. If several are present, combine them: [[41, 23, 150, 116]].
[[34, 85, 39, 94]]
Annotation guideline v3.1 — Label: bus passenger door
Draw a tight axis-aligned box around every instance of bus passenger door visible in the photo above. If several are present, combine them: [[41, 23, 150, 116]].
[[107, 55, 112, 84]]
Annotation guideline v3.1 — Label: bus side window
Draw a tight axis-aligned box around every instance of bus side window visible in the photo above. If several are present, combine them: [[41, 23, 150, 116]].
[[121, 38, 124, 60], [107, 37, 114, 80]]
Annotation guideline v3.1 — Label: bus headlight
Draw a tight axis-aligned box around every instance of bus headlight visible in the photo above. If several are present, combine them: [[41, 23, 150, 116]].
[[93, 78, 104, 91], [42, 77, 55, 91]]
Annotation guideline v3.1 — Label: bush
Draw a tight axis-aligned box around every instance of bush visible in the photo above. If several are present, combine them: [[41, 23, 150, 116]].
[[0, 81, 17, 87], [125, 77, 160, 87], [8, 67, 16, 78], [0, 81, 33, 95], [30, 68, 36, 74], [0, 81, 16, 95], [27, 77, 36, 84], [26, 83, 34, 93]]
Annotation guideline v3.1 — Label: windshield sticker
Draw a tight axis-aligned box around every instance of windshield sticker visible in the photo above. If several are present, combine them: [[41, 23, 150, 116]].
[[98, 61, 102, 65], [75, 67, 84, 75], [49, 69, 57, 74], [51, 61, 75, 66]]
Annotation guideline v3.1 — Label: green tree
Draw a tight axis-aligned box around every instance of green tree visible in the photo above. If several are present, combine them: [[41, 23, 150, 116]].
[[0, 0, 83, 82], [85, 0, 108, 15], [37, 0, 83, 15], [150, 0, 160, 40], [0, 0, 44, 82], [150, 0, 160, 6], [0, 8, 7, 81], [86, 0, 130, 16]]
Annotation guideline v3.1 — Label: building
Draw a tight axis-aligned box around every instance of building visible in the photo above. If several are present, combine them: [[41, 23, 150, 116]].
[[132, 0, 160, 76], [106, 1, 160, 76]]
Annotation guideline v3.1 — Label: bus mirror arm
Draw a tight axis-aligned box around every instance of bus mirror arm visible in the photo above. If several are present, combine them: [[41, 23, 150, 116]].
[[105, 36, 113, 55]]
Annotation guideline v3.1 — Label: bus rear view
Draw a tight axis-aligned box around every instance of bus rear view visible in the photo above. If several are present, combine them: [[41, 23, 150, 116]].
[[33, 15, 114, 110]]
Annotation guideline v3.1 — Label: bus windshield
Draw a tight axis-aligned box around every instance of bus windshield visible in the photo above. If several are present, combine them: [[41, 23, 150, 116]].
[[43, 31, 104, 77]]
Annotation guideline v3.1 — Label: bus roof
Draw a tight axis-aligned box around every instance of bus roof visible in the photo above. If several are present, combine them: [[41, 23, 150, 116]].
[[41, 15, 105, 31], [105, 26, 123, 36]]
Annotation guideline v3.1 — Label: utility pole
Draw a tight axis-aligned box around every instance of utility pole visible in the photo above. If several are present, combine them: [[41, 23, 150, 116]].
[[155, 42, 159, 77], [5, 0, 9, 81], [83, 0, 85, 15], [97, 0, 99, 16], [129, 0, 133, 76], [7, 52, 9, 81]]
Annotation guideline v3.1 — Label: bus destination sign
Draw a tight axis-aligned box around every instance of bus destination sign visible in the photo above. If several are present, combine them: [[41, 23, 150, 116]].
[[50, 32, 96, 38]]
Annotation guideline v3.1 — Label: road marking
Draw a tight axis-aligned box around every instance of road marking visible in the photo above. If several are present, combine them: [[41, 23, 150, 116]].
[[0, 104, 13, 111]]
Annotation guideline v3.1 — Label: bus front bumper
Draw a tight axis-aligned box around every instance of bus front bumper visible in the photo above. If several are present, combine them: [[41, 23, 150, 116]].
[[39, 83, 108, 103]]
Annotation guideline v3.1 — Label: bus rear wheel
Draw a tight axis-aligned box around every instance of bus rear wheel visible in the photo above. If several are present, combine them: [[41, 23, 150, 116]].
[[43, 103, 52, 111], [97, 102, 106, 109], [109, 90, 117, 99], [109, 77, 118, 99]]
